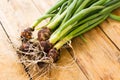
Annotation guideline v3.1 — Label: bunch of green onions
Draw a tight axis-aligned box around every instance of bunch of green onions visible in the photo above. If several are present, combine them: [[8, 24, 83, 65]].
[[19, 0, 120, 64]]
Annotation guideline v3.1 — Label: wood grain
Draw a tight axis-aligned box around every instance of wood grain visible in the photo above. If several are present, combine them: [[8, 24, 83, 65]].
[[100, 9, 120, 49], [99, 8, 120, 49], [0, 0, 120, 80], [72, 27, 120, 80], [0, 0, 87, 80], [0, 22, 29, 80]]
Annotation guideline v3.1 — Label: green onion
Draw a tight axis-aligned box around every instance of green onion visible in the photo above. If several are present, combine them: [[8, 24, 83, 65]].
[[74, 0, 91, 14], [49, 6, 104, 44], [54, 14, 108, 50], [31, 0, 68, 29], [31, 14, 55, 29], [109, 13, 120, 21], [91, 0, 106, 6], [19, 0, 120, 64]]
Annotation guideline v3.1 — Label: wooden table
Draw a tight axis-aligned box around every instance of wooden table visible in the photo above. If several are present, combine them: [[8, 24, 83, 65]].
[[0, 0, 120, 80]]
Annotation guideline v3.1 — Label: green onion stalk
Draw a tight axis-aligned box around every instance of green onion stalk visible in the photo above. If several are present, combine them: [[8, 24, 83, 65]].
[[19, 0, 120, 64], [36, 0, 81, 43], [46, 1, 120, 62], [49, 0, 109, 45], [20, 0, 79, 42], [31, 0, 68, 29]]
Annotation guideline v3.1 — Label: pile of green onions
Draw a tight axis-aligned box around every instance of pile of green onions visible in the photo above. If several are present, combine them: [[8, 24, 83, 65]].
[[19, 0, 120, 64]]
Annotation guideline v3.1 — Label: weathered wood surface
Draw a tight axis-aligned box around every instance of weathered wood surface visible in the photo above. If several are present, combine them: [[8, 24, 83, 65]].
[[0, 0, 120, 80], [0, 22, 29, 80]]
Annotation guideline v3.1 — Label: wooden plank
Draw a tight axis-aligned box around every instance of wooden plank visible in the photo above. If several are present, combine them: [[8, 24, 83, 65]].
[[0, 0, 48, 79], [72, 27, 120, 80], [0, 22, 29, 80], [0, 0, 41, 47], [100, 8, 120, 49], [50, 49, 87, 80], [0, 0, 87, 80]]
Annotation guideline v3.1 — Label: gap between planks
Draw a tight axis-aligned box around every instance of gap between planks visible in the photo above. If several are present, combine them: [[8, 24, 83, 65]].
[[99, 25, 120, 51], [1, 0, 86, 80], [32, 0, 120, 80], [0, 21, 29, 80], [0, 0, 120, 79], [0, 20, 33, 80]]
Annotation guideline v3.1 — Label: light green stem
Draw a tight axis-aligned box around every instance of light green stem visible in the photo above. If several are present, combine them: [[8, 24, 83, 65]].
[[109, 13, 120, 21], [31, 14, 55, 29], [104, 0, 119, 7], [75, 15, 108, 37], [47, 10, 67, 30], [61, 0, 77, 24], [68, 15, 106, 37], [54, 36, 73, 50], [49, 6, 104, 44], [31, 0, 67, 29], [91, 0, 106, 6], [74, 0, 91, 14], [54, 15, 108, 50], [46, 0, 67, 14]]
